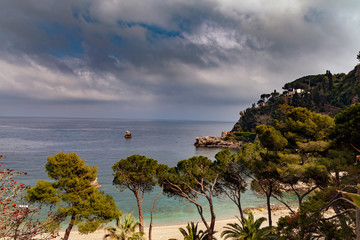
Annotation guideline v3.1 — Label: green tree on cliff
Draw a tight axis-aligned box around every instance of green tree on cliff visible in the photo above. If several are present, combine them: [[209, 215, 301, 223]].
[[332, 103, 360, 153], [273, 107, 333, 209], [26, 152, 120, 240]]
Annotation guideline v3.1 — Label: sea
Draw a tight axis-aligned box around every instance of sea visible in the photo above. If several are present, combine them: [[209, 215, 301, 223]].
[[0, 117, 269, 226]]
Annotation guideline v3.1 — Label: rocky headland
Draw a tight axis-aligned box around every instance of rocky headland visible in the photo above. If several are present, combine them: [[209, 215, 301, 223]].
[[194, 131, 243, 149]]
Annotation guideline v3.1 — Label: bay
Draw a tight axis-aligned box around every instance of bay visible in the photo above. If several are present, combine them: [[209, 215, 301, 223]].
[[0, 117, 266, 226]]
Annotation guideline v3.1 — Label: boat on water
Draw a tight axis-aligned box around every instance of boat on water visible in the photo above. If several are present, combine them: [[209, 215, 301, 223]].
[[124, 130, 132, 138]]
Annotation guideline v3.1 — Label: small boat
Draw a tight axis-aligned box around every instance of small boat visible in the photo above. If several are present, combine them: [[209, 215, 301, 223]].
[[124, 130, 132, 138]]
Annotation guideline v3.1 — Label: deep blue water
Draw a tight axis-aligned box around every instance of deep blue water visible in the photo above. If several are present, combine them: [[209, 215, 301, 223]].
[[0, 117, 267, 226]]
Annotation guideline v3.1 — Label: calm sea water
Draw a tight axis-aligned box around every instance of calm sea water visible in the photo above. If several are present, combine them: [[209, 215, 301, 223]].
[[0, 117, 268, 226]]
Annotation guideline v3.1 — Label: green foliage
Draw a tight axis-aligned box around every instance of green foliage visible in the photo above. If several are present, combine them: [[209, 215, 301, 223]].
[[239, 142, 278, 182], [104, 213, 145, 240], [277, 152, 301, 164], [112, 155, 159, 193], [321, 149, 352, 187], [332, 103, 360, 151], [221, 213, 275, 240], [230, 62, 360, 239], [283, 74, 326, 90], [45, 152, 97, 181], [297, 140, 330, 153], [272, 104, 294, 122], [275, 107, 334, 144], [162, 156, 220, 202], [256, 125, 288, 151], [26, 180, 60, 205], [162, 156, 222, 239], [277, 162, 328, 188], [178, 222, 208, 240], [232, 107, 269, 132], [240, 142, 282, 227], [233, 132, 257, 142], [214, 149, 250, 218], [276, 190, 355, 240], [26, 152, 121, 240], [76, 191, 121, 234], [232, 63, 360, 133], [112, 155, 166, 233], [273, 102, 360, 238], [238, 107, 337, 228]]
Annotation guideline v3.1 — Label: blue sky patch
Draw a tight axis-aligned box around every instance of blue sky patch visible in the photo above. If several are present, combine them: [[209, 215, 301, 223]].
[[139, 23, 183, 39], [116, 20, 183, 43], [110, 34, 124, 47], [304, 8, 323, 24], [37, 23, 84, 57]]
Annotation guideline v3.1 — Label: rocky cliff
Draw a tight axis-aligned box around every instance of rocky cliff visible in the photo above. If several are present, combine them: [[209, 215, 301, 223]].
[[233, 64, 360, 132], [194, 134, 243, 149]]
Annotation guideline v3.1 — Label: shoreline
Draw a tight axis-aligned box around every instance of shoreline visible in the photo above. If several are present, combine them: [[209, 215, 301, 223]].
[[56, 206, 294, 240]]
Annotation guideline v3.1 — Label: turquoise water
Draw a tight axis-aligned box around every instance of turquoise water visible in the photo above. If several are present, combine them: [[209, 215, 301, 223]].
[[0, 117, 272, 226]]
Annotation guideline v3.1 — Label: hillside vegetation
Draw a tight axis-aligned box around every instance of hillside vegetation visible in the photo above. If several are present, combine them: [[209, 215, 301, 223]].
[[232, 64, 360, 132]]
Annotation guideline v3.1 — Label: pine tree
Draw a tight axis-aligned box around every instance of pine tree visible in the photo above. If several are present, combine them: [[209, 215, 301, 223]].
[[26, 152, 120, 240]]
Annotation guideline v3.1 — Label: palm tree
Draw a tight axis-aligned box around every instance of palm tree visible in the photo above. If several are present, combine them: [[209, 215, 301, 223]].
[[221, 213, 274, 240], [104, 213, 145, 240], [178, 222, 208, 240]]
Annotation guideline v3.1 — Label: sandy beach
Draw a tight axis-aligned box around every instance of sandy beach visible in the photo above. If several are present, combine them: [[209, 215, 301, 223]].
[[57, 207, 293, 240]]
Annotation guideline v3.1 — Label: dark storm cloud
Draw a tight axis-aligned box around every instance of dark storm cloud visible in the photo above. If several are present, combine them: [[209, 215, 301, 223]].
[[0, 0, 359, 120]]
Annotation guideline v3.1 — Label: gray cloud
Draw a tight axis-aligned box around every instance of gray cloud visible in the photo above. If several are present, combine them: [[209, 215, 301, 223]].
[[0, 0, 359, 121]]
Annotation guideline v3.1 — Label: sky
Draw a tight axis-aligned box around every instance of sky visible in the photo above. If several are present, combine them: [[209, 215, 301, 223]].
[[0, 0, 359, 122]]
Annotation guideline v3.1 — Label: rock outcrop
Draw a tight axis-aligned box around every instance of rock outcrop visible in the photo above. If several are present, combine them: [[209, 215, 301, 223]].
[[194, 136, 242, 149], [90, 178, 101, 188]]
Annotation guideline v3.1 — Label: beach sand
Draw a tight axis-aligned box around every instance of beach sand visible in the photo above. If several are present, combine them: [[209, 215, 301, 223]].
[[56, 207, 293, 240]]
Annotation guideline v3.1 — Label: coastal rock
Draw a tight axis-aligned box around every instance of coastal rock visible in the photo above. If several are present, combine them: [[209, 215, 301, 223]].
[[90, 178, 101, 188], [194, 136, 242, 149], [221, 131, 231, 138]]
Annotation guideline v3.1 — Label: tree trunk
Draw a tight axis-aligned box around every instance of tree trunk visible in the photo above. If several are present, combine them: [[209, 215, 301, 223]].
[[63, 214, 76, 240], [134, 190, 144, 233], [357, 186, 360, 240], [237, 195, 244, 220], [335, 170, 340, 187], [207, 196, 216, 240], [266, 193, 272, 227], [357, 207, 360, 240], [195, 205, 210, 234], [332, 204, 348, 232], [149, 186, 163, 240], [227, 187, 244, 220], [13, 223, 19, 240]]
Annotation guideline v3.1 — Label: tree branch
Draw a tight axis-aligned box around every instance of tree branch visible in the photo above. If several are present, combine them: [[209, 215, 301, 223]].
[[322, 208, 356, 221], [210, 174, 219, 193], [196, 205, 210, 231], [271, 194, 296, 214], [165, 180, 202, 207], [300, 185, 318, 200], [351, 143, 360, 153]]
